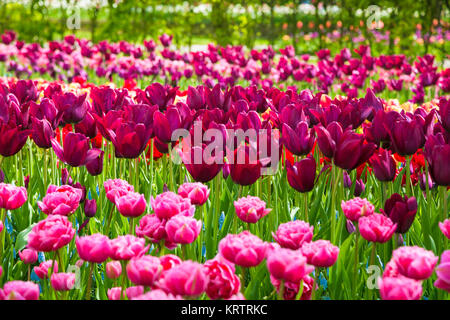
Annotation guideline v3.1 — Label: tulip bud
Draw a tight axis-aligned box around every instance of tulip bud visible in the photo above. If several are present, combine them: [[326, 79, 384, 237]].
[[24, 176, 30, 189], [86, 151, 104, 176], [84, 199, 97, 218], [354, 179, 365, 197], [61, 168, 72, 185], [346, 219, 356, 234], [72, 182, 86, 203], [343, 171, 352, 188], [106, 261, 122, 279], [51, 272, 76, 291], [19, 248, 38, 265]]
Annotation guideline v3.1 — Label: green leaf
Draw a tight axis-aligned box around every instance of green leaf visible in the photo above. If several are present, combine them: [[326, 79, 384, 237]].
[[15, 223, 36, 252]]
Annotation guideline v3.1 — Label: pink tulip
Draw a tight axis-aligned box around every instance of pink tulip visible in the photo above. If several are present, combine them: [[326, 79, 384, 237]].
[[270, 274, 315, 300], [378, 276, 422, 300], [0, 183, 27, 210], [341, 197, 374, 222], [151, 191, 195, 220], [37, 184, 82, 216], [234, 195, 271, 224], [227, 293, 246, 300], [18, 248, 38, 265], [267, 246, 314, 283], [27, 215, 75, 252], [107, 287, 121, 300], [126, 255, 162, 286], [34, 260, 58, 279], [160, 260, 208, 297], [51, 272, 76, 291], [439, 219, 450, 239], [125, 286, 144, 299], [135, 214, 167, 243], [106, 261, 122, 279], [76, 234, 112, 263], [204, 256, 240, 300], [434, 250, 450, 293], [272, 220, 313, 250], [159, 254, 182, 271], [115, 191, 146, 218], [383, 260, 401, 278], [178, 182, 210, 206], [218, 231, 267, 267], [104, 179, 134, 204], [301, 240, 339, 267], [165, 215, 201, 244], [392, 246, 439, 280], [1, 280, 40, 300], [358, 213, 397, 243], [110, 235, 147, 260], [132, 289, 183, 300]]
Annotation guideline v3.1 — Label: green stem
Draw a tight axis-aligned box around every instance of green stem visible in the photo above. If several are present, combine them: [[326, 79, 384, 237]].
[[85, 263, 94, 300], [331, 161, 336, 243], [304, 192, 308, 222], [278, 280, 285, 300], [310, 268, 319, 300], [405, 155, 412, 196], [353, 227, 359, 300]]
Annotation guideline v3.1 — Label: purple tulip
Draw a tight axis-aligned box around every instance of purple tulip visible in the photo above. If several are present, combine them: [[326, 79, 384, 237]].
[[86, 150, 104, 176], [388, 116, 425, 156], [31, 118, 55, 149], [0, 123, 31, 157], [286, 157, 316, 193], [369, 148, 396, 182], [51, 132, 101, 167], [424, 133, 450, 186], [382, 193, 417, 234], [54, 92, 88, 124], [282, 122, 315, 156], [84, 199, 97, 218]]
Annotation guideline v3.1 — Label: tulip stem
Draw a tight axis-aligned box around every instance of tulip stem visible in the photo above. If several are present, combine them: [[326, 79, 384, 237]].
[[135, 158, 139, 192], [57, 249, 64, 273], [294, 279, 304, 300], [181, 244, 188, 260], [129, 218, 134, 235], [278, 280, 285, 300], [311, 270, 319, 300], [104, 204, 115, 237], [0, 208, 5, 257], [240, 267, 248, 294], [168, 144, 174, 191], [43, 149, 48, 189], [304, 192, 308, 222], [120, 261, 127, 300], [331, 162, 336, 244], [85, 263, 94, 300], [149, 139, 154, 201], [352, 227, 359, 300], [405, 155, 412, 196]]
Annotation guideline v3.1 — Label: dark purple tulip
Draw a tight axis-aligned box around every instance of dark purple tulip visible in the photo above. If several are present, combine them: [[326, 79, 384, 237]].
[[110, 122, 152, 159], [84, 199, 97, 218], [153, 103, 192, 143], [419, 171, 434, 191], [54, 92, 88, 124], [90, 86, 131, 116], [438, 98, 449, 133], [369, 148, 396, 182], [334, 130, 377, 171], [29, 98, 61, 129], [0, 123, 30, 157], [9, 79, 38, 105], [182, 145, 223, 183], [343, 171, 352, 188], [137, 83, 177, 111], [61, 168, 73, 185], [73, 182, 87, 203], [363, 110, 398, 146], [286, 157, 316, 193], [315, 121, 343, 159], [51, 132, 101, 167], [74, 111, 97, 139], [424, 133, 450, 186], [86, 150, 104, 176], [31, 118, 55, 149], [24, 175, 30, 189], [346, 219, 356, 234], [229, 145, 264, 186], [388, 116, 425, 156], [382, 193, 417, 234], [186, 86, 207, 110], [159, 34, 173, 47], [354, 179, 365, 197], [390, 79, 403, 91], [282, 122, 315, 156], [0, 169, 4, 183]]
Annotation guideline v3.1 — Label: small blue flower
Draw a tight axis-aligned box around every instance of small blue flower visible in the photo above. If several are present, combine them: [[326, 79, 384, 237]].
[[218, 212, 225, 230]]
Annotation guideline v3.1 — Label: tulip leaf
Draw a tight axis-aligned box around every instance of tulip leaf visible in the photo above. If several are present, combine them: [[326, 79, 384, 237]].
[[14, 223, 36, 253]]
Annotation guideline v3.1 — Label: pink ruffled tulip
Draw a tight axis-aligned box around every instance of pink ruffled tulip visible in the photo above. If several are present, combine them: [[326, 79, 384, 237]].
[[392, 246, 439, 280], [270, 274, 315, 300], [106, 261, 122, 279], [76, 234, 112, 263], [110, 235, 147, 260], [359, 213, 397, 243], [1, 281, 40, 300], [178, 182, 210, 206], [204, 256, 240, 300], [126, 286, 144, 299], [19, 248, 38, 265], [27, 215, 75, 252], [434, 250, 450, 293], [34, 260, 58, 279], [104, 179, 134, 204], [115, 192, 147, 218], [272, 220, 313, 250], [301, 240, 339, 267], [0, 183, 27, 210], [160, 254, 182, 271], [132, 289, 183, 300], [151, 191, 195, 219], [378, 276, 422, 300], [267, 247, 314, 283], [51, 272, 76, 291], [165, 215, 201, 244], [341, 197, 374, 222], [127, 255, 162, 286], [135, 214, 167, 243], [234, 195, 271, 224], [383, 260, 400, 278], [160, 260, 208, 297], [218, 231, 267, 267], [107, 287, 121, 300], [439, 219, 450, 239], [37, 185, 82, 216]]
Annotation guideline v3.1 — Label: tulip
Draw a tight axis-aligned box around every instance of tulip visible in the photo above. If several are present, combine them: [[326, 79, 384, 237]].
[[282, 122, 315, 156], [1, 281, 40, 300], [229, 145, 264, 186], [19, 248, 38, 265], [378, 276, 422, 300], [126, 286, 144, 299], [218, 231, 267, 267], [369, 148, 396, 182], [315, 122, 342, 159], [267, 247, 314, 283], [136, 83, 177, 111], [106, 261, 122, 279], [27, 215, 75, 252], [358, 214, 397, 243], [270, 274, 315, 300], [286, 157, 316, 193], [341, 197, 375, 222], [233, 195, 271, 224], [74, 111, 97, 139], [0, 123, 30, 157], [76, 234, 112, 263], [301, 240, 339, 267], [165, 215, 201, 244], [434, 250, 450, 293], [382, 193, 417, 234], [104, 179, 134, 204], [84, 199, 97, 218], [135, 214, 167, 244], [132, 289, 183, 300], [107, 287, 122, 300], [160, 260, 208, 297], [51, 132, 102, 167], [204, 256, 240, 300], [151, 191, 195, 220], [334, 130, 377, 171], [392, 246, 439, 280], [272, 220, 314, 250], [37, 185, 83, 216], [424, 133, 450, 186], [31, 118, 55, 149], [0, 183, 27, 210], [438, 98, 449, 132], [109, 235, 147, 260], [86, 150, 104, 176], [388, 117, 424, 156], [54, 92, 88, 124], [29, 98, 61, 129], [109, 121, 152, 159], [439, 219, 450, 239], [153, 103, 192, 143], [177, 182, 210, 206], [127, 255, 162, 286], [34, 260, 58, 279], [51, 272, 76, 291], [182, 145, 223, 183], [115, 192, 147, 218]]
